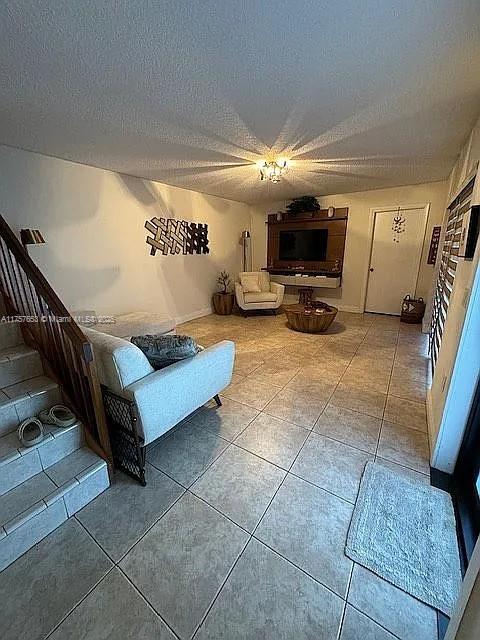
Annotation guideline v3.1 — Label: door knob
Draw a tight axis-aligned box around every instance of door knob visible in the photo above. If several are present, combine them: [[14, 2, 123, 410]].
[[369, 267, 374, 272]]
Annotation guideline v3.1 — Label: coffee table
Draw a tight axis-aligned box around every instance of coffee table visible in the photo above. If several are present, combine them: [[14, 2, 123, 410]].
[[283, 302, 338, 333]]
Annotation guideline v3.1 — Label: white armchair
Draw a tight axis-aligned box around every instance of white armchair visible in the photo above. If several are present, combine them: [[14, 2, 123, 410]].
[[235, 271, 285, 314]]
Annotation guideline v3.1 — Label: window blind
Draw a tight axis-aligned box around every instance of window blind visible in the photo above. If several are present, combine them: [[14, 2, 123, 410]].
[[430, 177, 475, 369]]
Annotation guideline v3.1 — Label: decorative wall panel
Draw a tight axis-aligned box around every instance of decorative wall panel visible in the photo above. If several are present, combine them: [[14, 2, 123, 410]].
[[266, 208, 348, 274], [427, 226, 441, 264], [145, 217, 209, 256]]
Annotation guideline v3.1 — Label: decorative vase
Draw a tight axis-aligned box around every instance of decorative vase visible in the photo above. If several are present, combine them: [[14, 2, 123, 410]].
[[212, 292, 234, 315]]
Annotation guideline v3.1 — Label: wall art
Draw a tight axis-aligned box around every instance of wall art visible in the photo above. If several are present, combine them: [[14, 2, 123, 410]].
[[145, 217, 209, 256], [427, 225, 441, 264]]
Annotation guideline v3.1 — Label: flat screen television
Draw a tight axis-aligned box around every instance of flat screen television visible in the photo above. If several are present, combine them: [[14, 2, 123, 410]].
[[278, 229, 328, 261]]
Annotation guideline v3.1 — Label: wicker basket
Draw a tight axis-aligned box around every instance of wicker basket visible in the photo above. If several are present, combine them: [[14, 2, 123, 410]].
[[401, 295, 425, 324]]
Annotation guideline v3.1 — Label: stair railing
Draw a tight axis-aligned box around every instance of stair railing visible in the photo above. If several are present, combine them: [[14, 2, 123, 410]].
[[0, 215, 112, 465]]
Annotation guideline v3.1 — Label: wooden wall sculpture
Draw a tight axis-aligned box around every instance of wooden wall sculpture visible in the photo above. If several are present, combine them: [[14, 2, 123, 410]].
[[145, 217, 209, 256]]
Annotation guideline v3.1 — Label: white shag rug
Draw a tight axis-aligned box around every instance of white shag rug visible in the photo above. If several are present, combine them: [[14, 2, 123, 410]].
[[346, 462, 462, 615]]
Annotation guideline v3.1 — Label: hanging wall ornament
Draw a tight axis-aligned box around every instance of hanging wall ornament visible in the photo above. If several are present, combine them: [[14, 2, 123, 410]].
[[145, 217, 209, 256], [392, 208, 406, 243]]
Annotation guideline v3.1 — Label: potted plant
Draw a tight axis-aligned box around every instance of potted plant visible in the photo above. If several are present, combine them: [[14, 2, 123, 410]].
[[212, 271, 234, 315], [286, 195, 320, 218]]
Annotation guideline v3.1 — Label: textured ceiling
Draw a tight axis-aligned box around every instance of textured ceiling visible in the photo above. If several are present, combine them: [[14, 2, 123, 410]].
[[1, 1, 479, 204]]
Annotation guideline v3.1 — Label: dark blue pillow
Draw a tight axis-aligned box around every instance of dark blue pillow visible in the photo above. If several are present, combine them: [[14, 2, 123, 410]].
[[131, 334, 201, 369]]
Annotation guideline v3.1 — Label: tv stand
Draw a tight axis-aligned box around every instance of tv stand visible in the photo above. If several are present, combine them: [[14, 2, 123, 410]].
[[266, 267, 339, 277], [266, 207, 348, 278], [266, 271, 342, 289]]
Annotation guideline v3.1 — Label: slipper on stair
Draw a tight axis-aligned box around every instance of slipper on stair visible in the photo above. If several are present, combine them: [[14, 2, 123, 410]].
[[18, 417, 44, 448], [38, 405, 77, 428]]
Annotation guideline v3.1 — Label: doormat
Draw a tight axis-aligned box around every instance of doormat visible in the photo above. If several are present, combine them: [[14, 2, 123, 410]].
[[346, 462, 462, 615]]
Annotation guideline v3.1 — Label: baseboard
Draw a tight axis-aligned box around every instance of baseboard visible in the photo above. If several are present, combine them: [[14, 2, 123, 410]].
[[174, 307, 212, 325], [174, 303, 362, 324], [430, 467, 452, 492], [336, 305, 362, 314], [426, 387, 435, 458]]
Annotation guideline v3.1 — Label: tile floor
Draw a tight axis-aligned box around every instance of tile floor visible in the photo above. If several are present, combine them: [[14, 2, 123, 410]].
[[1, 311, 439, 640]]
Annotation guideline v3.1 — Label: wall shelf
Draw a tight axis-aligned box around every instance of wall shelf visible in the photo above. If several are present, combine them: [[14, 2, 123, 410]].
[[269, 273, 341, 289]]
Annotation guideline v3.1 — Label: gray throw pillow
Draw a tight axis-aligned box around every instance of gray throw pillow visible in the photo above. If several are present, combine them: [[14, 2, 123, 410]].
[[131, 334, 202, 369]]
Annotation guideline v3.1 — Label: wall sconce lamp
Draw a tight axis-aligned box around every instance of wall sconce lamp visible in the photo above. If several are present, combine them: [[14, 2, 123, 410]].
[[20, 229, 46, 253]]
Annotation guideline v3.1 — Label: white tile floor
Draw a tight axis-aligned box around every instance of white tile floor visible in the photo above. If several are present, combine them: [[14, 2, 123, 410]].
[[1, 311, 439, 640]]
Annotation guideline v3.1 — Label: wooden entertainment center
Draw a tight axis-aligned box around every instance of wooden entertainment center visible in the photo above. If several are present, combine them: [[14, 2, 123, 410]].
[[265, 207, 348, 291]]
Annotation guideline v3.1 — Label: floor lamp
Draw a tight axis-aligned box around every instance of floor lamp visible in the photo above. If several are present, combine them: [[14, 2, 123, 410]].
[[241, 230, 252, 272]]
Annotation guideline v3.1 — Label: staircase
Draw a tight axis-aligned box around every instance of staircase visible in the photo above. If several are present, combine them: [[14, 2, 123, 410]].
[[0, 305, 110, 571]]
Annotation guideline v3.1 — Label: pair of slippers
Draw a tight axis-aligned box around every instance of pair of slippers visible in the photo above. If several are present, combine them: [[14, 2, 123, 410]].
[[18, 405, 77, 448]]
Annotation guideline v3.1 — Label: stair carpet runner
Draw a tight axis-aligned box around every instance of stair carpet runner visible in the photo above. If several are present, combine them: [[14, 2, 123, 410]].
[[0, 317, 109, 572]]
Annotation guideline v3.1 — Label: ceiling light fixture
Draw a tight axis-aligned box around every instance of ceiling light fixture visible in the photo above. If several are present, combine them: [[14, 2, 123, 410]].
[[259, 159, 288, 183]]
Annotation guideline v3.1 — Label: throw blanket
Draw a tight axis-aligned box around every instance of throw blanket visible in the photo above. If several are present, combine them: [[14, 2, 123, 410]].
[[131, 334, 202, 369]]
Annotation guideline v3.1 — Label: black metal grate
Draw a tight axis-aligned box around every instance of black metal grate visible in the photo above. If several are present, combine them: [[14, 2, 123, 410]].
[[101, 386, 146, 486]]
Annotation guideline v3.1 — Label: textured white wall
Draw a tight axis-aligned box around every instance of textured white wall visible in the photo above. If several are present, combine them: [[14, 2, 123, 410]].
[[430, 114, 480, 464], [0, 146, 251, 323], [251, 181, 448, 312]]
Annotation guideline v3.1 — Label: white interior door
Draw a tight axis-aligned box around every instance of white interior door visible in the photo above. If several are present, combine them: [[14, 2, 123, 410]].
[[365, 207, 428, 315]]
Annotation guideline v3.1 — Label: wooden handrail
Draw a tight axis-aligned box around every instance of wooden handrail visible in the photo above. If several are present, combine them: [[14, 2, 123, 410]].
[[0, 214, 112, 465], [0, 217, 89, 348]]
